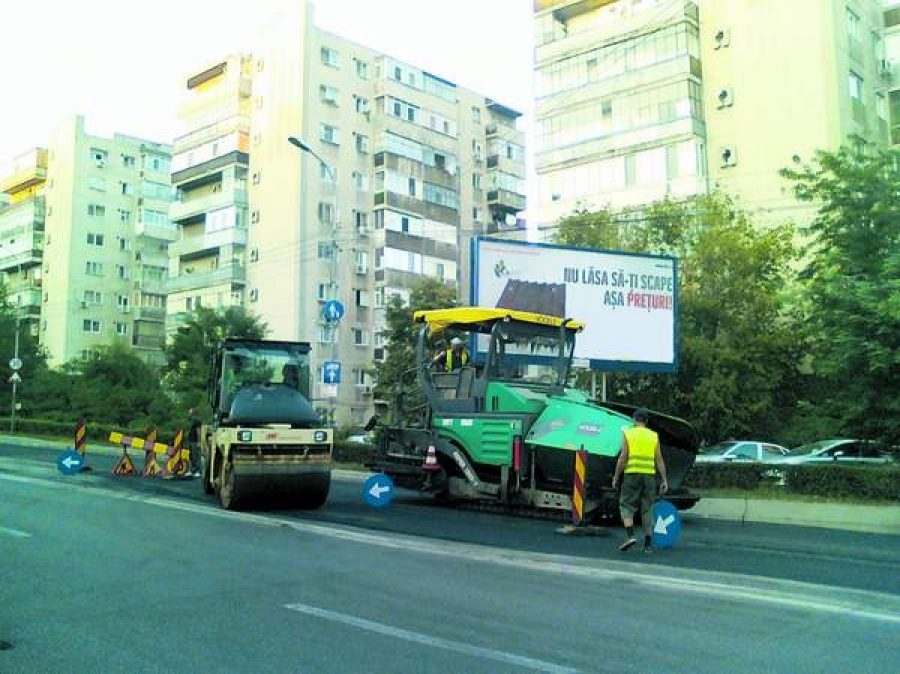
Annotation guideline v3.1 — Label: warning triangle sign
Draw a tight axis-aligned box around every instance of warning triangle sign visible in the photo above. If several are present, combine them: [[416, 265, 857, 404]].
[[112, 452, 136, 476], [143, 456, 162, 477]]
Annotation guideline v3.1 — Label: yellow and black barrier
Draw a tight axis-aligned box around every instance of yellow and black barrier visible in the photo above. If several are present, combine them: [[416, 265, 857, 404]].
[[108, 429, 190, 479]]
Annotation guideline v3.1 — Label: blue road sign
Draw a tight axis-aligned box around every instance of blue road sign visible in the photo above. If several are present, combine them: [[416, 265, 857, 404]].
[[363, 473, 394, 508], [322, 300, 345, 322], [56, 449, 85, 476], [651, 499, 682, 549], [322, 360, 342, 385]]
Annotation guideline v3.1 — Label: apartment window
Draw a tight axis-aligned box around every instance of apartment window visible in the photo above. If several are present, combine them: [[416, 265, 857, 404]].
[[320, 84, 339, 105], [472, 141, 483, 161], [83, 319, 101, 333], [90, 148, 108, 166], [142, 209, 169, 227], [374, 211, 384, 230], [115, 322, 128, 336], [849, 71, 863, 100], [88, 204, 106, 217], [85, 261, 103, 276], [473, 207, 482, 222], [318, 202, 335, 224], [375, 247, 384, 269], [321, 46, 339, 67], [436, 263, 445, 280], [119, 209, 131, 223], [354, 289, 368, 307], [319, 163, 337, 183], [355, 211, 368, 230], [393, 66, 402, 81], [392, 100, 402, 117], [847, 8, 860, 39], [317, 283, 328, 301], [83, 290, 103, 305], [401, 216, 410, 233], [318, 325, 336, 344], [355, 250, 368, 273], [877, 92, 888, 120], [408, 177, 416, 197], [355, 96, 369, 115], [88, 176, 107, 192], [352, 328, 369, 346], [320, 123, 338, 145], [355, 59, 369, 79], [144, 154, 171, 173], [355, 133, 369, 153], [117, 265, 129, 280], [472, 106, 481, 123], [318, 242, 334, 259], [472, 173, 482, 189], [86, 233, 104, 246], [352, 171, 368, 191], [407, 106, 417, 123]]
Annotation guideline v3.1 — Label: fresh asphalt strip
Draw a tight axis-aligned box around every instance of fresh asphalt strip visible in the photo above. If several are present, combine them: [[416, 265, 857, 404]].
[[3, 466, 900, 626]]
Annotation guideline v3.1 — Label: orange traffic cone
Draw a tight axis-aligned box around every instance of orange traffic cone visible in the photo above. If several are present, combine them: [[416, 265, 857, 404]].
[[422, 445, 441, 472]]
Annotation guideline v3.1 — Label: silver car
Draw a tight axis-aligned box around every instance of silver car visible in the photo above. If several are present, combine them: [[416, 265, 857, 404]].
[[695, 440, 791, 464], [776, 439, 895, 465]]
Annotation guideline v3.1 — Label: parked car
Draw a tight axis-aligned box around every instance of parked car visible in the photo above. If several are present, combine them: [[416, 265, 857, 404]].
[[695, 440, 791, 464], [775, 439, 895, 466], [346, 433, 375, 445]]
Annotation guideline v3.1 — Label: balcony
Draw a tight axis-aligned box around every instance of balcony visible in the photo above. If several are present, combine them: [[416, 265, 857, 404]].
[[374, 191, 460, 226], [486, 154, 526, 179], [173, 115, 250, 154], [0, 149, 48, 195], [487, 189, 527, 213], [170, 187, 247, 223], [134, 306, 167, 322], [166, 262, 246, 293], [169, 226, 248, 259]]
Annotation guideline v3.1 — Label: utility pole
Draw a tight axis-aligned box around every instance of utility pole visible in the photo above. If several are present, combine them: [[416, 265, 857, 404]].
[[10, 319, 19, 433], [288, 136, 340, 425]]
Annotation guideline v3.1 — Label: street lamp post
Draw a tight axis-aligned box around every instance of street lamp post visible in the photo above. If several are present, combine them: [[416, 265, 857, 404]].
[[288, 136, 340, 426], [10, 319, 19, 433]]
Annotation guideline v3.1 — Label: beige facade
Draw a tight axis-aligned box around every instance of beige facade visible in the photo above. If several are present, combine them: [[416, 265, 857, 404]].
[[0, 116, 174, 366], [883, 2, 900, 144], [534, 0, 889, 230], [171, 2, 527, 426]]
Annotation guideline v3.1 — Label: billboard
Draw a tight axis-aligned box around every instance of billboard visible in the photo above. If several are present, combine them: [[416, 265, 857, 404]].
[[472, 238, 677, 372]]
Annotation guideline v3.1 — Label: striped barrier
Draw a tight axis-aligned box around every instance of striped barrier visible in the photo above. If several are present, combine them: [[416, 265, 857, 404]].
[[571, 448, 587, 526], [108, 429, 190, 478], [75, 420, 87, 456], [142, 428, 161, 477]]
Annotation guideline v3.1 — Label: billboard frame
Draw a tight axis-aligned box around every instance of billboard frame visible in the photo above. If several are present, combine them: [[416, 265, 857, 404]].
[[471, 237, 679, 374]]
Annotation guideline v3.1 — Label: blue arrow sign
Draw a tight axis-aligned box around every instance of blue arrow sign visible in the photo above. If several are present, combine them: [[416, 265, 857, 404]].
[[322, 360, 342, 385], [363, 473, 394, 508], [56, 449, 85, 476], [322, 300, 345, 322], [651, 499, 682, 549]]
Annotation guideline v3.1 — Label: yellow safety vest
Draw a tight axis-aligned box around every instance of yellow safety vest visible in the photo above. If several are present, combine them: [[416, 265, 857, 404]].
[[624, 426, 658, 475], [444, 348, 469, 372]]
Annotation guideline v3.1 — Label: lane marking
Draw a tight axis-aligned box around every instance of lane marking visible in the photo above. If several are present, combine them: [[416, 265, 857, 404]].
[[284, 602, 579, 674], [0, 526, 31, 538], [3, 470, 900, 625]]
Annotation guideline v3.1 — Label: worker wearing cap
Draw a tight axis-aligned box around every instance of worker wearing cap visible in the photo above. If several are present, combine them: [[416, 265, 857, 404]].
[[612, 408, 668, 552], [432, 337, 470, 372]]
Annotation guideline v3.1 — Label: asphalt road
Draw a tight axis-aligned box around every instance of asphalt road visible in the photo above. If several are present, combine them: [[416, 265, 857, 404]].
[[2, 439, 900, 674]]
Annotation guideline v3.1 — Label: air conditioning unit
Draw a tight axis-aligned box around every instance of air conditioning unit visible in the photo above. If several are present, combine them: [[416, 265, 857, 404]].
[[357, 226, 370, 237], [879, 58, 892, 78], [80, 301, 87, 309], [249, 288, 259, 301], [716, 87, 734, 108], [714, 28, 731, 49], [355, 264, 367, 275], [362, 384, 373, 396], [121, 306, 131, 314], [720, 146, 738, 168]]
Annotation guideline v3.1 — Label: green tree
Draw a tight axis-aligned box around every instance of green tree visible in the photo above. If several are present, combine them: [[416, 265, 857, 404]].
[[164, 306, 268, 419], [782, 143, 900, 445], [372, 277, 457, 419], [555, 193, 800, 442]]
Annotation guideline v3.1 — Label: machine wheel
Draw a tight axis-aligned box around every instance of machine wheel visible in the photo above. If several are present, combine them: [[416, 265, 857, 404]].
[[294, 472, 331, 509], [201, 448, 214, 495], [218, 458, 241, 510]]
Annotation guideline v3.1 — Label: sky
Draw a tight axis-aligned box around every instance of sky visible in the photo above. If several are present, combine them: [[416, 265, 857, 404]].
[[0, 0, 535, 167]]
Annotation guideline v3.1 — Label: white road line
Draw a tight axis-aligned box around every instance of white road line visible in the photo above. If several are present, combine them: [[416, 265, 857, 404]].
[[0, 525, 31, 538], [284, 602, 579, 674], [3, 470, 900, 625]]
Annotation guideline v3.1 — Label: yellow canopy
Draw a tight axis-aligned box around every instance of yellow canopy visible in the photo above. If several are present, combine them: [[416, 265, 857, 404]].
[[413, 307, 584, 334]]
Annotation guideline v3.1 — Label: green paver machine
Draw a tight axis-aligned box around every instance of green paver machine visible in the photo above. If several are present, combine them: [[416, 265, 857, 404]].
[[368, 307, 699, 520]]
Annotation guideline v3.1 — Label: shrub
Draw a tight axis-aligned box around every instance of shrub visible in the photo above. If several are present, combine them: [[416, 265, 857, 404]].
[[784, 465, 900, 501], [684, 463, 766, 490], [332, 440, 378, 466]]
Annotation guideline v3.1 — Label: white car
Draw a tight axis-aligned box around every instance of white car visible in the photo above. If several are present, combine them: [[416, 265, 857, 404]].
[[695, 440, 791, 464]]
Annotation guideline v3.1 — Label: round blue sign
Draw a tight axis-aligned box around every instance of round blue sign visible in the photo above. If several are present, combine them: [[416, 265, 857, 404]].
[[363, 473, 394, 508], [56, 449, 85, 476], [650, 499, 682, 549], [322, 300, 345, 322]]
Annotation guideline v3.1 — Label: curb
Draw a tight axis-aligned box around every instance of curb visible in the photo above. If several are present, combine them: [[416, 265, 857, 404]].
[[686, 497, 900, 535]]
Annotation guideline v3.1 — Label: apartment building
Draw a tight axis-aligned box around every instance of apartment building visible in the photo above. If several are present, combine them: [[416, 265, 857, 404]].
[[0, 116, 174, 366], [167, 55, 252, 335], [0, 149, 47, 341], [169, 2, 526, 425], [533, 0, 889, 229], [884, 2, 900, 144]]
